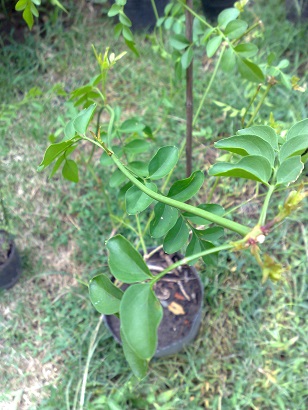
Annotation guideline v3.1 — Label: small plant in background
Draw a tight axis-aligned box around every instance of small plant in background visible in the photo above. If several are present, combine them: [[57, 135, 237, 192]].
[[38, 1, 308, 377], [14, 0, 68, 29]]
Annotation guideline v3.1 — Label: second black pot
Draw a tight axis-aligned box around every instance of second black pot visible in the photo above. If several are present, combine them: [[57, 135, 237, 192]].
[[201, 0, 235, 20], [0, 230, 22, 290], [124, 0, 169, 31]]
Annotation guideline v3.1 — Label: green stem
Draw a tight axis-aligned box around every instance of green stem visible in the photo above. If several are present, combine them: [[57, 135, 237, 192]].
[[82, 135, 105, 150], [111, 154, 250, 236], [232, 21, 262, 45], [258, 184, 276, 226], [87, 106, 105, 165], [106, 105, 115, 148], [241, 84, 261, 128], [136, 214, 147, 255], [246, 83, 273, 128], [193, 45, 226, 127], [180, 0, 213, 29], [111, 213, 139, 235], [150, 243, 234, 286], [207, 176, 220, 203], [79, 316, 103, 410]]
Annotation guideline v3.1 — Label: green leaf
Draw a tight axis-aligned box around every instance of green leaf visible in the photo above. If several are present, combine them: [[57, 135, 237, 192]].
[[120, 284, 163, 359], [121, 329, 148, 379], [164, 16, 174, 30], [63, 119, 76, 141], [128, 161, 149, 177], [50, 0, 67, 13], [89, 274, 123, 314], [122, 26, 134, 42], [234, 43, 258, 58], [214, 135, 275, 166], [124, 139, 150, 154], [206, 36, 222, 58], [218, 8, 240, 28], [279, 135, 308, 162], [23, 5, 34, 29], [150, 203, 178, 238], [114, 22, 123, 39], [73, 103, 96, 135], [169, 34, 190, 50], [148, 146, 179, 180], [279, 71, 292, 90], [221, 47, 236, 73], [108, 3, 122, 16], [62, 159, 79, 182], [119, 182, 133, 199], [184, 204, 225, 225], [167, 170, 205, 202], [100, 152, 114, 166], [49, 154, 65, 178], [38, 141, 72, 170], [30, 3, 39, 18], [119, 12, 132, 27], [285, 118, 308, 140], [70, 85, 93, 99], [237, 125, 278, 150], [195, 226, 224, 241], [163, 216, 189, 254], [181, 46, 193, 69], [200, 28, 215, 44], [125, 40, 139, 57], [186, 234, 218, 266], [236, 57, 265, 83], [185, 233, 201, 265], [15, 0, 27, 11], [107, 235, 152, 283], [276, 156, 304, 186], [119, 118, 145, 133], [209, 155, 272, 184], [225, 20, 248, 39], [109, 169, 127, 187], [199, 240, 218, 266], [125, 182, 157, 214]]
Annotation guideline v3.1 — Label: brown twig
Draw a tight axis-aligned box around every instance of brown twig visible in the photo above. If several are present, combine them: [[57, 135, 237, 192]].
[[185, 0, 194, 177]]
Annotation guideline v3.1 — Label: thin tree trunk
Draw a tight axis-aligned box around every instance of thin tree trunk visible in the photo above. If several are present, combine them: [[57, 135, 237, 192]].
[[185, 0, 193, 177]]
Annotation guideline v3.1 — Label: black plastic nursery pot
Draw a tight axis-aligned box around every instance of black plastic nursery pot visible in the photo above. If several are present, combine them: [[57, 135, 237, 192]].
[[124, 0, 169, 31], [104, 248, 203, 358], [285, 0, 308, 22], [200, 0, 235, 20], [0, 230, 22, 290]]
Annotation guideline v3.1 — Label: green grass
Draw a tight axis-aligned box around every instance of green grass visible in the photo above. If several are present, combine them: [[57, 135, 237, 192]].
[[0, 1, 307, 409]]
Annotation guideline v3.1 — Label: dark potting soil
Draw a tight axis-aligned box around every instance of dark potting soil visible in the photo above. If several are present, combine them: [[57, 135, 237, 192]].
[[105, 249, 203, 352]]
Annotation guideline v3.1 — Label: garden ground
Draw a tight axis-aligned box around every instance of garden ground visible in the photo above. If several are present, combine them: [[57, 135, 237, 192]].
[[0, 1, 307, 409]]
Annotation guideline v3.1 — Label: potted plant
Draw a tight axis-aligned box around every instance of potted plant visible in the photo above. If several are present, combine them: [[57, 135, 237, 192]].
[[103, 247, 204, 358], [0, 197, 22, 290], [38, 1, 307, 378]]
